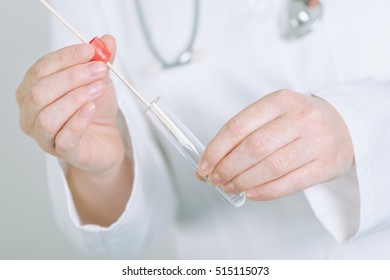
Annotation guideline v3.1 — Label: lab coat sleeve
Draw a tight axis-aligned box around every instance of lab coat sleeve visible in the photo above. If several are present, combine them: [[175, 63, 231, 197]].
[[304, 78, 390, 244], [46, 93, 177, 258], [43, 0, 177, 258]]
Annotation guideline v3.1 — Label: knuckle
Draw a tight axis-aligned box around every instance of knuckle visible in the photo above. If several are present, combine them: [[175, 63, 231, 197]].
[[214, 164, 232, 182], [56, 48, 70, 66], [29, 84, 44, 105], [55, 122, 85, 155], [70, 90, 87, 105], [67, 124, 80, 135], [247, 135, 268, 156], [225, 117, 247, 138], [66, 64, 88, 84], [29, 61, 45, 80], [36, 113, 55, 135], [264, 89, 293, 114], [45, 49, 67, 70], [265, 156, 287, 177], [232, 177, 246, 191], [301, 106, 323, 125], [67, 66, 82, 83], [271, 89, 302, 109], [55, 137, 75, 154], [272, 89, 292, 100]]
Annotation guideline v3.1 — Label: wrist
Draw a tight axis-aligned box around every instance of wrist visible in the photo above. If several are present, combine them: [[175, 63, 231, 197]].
[[65, 145, 134, 226]]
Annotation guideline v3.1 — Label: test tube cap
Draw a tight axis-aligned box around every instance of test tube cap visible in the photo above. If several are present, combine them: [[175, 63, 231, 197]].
[[89, 37, 111, 63]]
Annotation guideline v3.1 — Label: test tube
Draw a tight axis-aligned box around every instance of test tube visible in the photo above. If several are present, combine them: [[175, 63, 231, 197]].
[[39, 0, 245, 207], [145, 98, 246, 207]]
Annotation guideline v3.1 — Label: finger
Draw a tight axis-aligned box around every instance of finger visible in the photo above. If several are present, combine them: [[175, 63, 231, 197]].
[[223, 138, 315, 193], [28, 43, 95, 83], [25, 35, 115, 115], [195, 171, 206, 182], [244, 160, 321, 201], [198, 93, 284, 177], [22, 61, 107, 130], [29, 34, 116, 82], [19, 34, 115, 103], [100, 34, 117, 64], [34, 80, 106, 152], [54, 102, 96, 162], [208, 113, 299, 186], [16, 43, 94, 108], [31, 61, 107, 109]]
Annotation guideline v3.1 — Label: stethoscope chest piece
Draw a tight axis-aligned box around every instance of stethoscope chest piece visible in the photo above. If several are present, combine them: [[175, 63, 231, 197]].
[[282, 0, 324, 40]]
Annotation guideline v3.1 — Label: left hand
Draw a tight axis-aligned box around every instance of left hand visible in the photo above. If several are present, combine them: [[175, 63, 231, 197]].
[[197, 89, 354, 200]]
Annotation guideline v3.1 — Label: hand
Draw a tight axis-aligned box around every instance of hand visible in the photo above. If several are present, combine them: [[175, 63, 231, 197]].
[[16, 35, 124, 173], [198, 90, 354, 200]]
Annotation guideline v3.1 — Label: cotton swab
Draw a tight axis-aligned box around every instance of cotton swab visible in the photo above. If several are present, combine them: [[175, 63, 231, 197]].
[[39, 0, 151, 108], [38, 0, 246, 207]]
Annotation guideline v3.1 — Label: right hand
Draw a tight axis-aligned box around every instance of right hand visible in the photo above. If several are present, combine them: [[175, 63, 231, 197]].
[[16, 35, 125, 173]]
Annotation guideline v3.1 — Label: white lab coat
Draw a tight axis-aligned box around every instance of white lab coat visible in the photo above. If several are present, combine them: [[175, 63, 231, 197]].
[[46, 0, 390, 259]]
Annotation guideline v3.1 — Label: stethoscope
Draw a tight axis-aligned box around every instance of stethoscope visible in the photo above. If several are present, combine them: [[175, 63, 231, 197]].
[[135, 0, 324, 69]]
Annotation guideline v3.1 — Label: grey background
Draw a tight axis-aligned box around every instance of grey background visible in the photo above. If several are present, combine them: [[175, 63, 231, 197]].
[[0, 0, 88, 259]]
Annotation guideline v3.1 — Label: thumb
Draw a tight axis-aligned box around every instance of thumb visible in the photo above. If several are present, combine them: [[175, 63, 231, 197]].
[[99, 34, 117, 64]]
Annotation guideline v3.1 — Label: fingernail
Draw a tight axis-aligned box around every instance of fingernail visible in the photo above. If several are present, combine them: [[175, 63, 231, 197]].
[[80, 102, 95, 119], [223, 182, 236, 194], [85, 82, 104, 97], [75, 44, 94, 61], [199, 161, 209, 175], [88, 62, 107, 77], [210, 173, 222, 186], [195, 171, 206, 182]]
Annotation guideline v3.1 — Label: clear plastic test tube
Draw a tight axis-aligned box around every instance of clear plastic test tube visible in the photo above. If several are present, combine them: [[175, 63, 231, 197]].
[[38, 0, 245, 207], [145, 98, 246, 207]]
